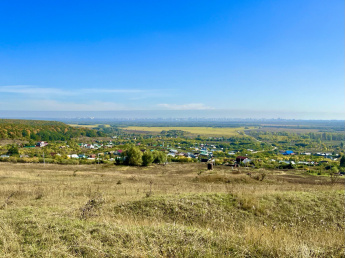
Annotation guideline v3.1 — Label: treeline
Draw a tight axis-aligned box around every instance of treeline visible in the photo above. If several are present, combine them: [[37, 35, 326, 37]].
[[249, 131, 345, 142], [0, 119, 104, 141]]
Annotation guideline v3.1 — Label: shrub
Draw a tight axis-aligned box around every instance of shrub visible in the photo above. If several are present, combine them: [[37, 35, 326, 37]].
[[123, 146, 143, 166], [142, 151, 154, 166], [152, 151, 166, 164]]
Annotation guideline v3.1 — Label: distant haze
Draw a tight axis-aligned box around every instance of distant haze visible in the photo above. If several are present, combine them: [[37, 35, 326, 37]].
[[0, 110, 343, 121]]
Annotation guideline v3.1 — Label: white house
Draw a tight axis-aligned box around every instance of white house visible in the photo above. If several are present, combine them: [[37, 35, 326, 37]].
[[68, 154, 79, 159], [36, 141, 48, 147]]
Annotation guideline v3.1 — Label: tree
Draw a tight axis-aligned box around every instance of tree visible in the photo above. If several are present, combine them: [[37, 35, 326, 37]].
[[340, 155, 345, 168], [153, 150, 166, 164], [7, 145, 19, 156], [124, 146, 142, 166], [142, 151, 154, 166]]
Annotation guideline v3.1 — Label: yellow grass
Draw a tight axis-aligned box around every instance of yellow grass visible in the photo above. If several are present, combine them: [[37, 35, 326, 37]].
[[0, 163, 343, 257], [123, 126, 252, 137]]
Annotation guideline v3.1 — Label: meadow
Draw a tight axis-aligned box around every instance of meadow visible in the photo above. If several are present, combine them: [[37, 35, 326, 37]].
[[0, 162, 343, 257], [122, 126, 253, 137]]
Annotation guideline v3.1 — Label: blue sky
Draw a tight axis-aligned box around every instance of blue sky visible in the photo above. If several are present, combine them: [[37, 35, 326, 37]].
[[0, 0, 343, 119]]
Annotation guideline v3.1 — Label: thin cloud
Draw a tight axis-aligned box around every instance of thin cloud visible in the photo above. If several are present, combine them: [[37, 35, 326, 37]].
[[0, 99, 127, 111], [83, 89, 146, 93], [158, 103, 214, 110], [0, 85, 69, 95], [0, 85, 154, 96]]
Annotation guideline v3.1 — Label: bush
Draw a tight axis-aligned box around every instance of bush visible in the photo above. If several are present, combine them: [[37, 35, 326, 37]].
[[7, 145, 19, 156], [64, 159, 80, 165], [171, 156, 194, 163], [152, 151, 166, 164], [123, 146, 143, 166], [79, 159, 96, 165], [8, 156, 18, 163], [142, 151, 154, 166]]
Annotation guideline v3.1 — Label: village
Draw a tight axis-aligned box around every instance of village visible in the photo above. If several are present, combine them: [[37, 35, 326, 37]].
[[0, 135, 343, 173]]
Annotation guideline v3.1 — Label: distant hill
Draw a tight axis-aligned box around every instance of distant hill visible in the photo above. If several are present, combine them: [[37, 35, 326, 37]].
[[0, 119, 104, 142]]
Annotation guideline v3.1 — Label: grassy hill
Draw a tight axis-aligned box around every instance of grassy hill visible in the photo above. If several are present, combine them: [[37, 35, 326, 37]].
[[0, 163, 343, 257]]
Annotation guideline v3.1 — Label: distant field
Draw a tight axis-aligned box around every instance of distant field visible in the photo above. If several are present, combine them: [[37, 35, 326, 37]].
[[251, 127, 320, 134], [123, 126, 253, 137], [68, 124, 111, 128], [261, 126, 323, 133]]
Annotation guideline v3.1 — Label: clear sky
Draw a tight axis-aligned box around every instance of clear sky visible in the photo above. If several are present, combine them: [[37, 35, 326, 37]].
[[0, 0, 343, 119]]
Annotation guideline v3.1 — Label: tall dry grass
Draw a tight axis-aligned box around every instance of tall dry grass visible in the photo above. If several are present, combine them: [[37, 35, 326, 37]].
[[0, 162, 343, 257]]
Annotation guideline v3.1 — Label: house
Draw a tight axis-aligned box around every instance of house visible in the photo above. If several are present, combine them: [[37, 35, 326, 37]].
[[279, 161, 295, 165], [84, 144, 95, 149], [297, 161, 312, 165], [199, 150, 209, 156], [283, 150, 294, 155], [114, 150, 123, 155], [236, 156, 248, 163], [89, 154, 96, 159], [243, 158, 252, 164], [186, 153, 196, 158], [36, 141, 48, 147], [68, 154, 79, 159]]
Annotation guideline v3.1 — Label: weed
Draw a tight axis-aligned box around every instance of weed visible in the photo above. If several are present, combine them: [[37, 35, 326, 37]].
[[254, 172, 266, 181], [0, 192, 16, 209], [145, 180, 153, 198], [80, 194, 104, 219], [34, 188, 44, 200], [129, 175, 138, 181], [329, 172, 341, 185]]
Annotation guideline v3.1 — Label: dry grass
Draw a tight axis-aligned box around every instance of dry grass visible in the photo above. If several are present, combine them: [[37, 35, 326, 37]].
[[0, 162, 343, 257]]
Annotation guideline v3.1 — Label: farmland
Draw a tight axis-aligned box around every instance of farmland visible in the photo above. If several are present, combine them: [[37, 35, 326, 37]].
[[69, 124, 111, 129], [0, 162, 343, 257], [122, 126, 253, 137]]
